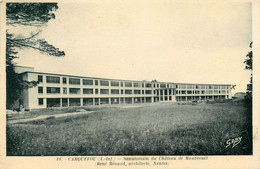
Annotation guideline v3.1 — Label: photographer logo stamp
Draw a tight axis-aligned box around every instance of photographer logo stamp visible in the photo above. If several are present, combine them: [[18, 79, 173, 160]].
[[226, 137, 242, 148]]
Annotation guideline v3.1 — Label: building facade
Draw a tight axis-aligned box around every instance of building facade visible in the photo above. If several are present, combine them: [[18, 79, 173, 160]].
[[17, 67, 231, 110]]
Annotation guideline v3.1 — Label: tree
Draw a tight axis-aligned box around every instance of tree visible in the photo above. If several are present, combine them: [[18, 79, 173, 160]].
[[7, 3, 58, 26], [244, 42, 253, 70], [6, 3, 65, 109], [244, 42, 252, 107], [243, 42, 253, 155]]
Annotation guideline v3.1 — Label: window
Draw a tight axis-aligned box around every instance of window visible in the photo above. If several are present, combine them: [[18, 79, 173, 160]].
[[201, 90, 205, 94], [63, 88, 67, 94], [121, 89, 124, 94], [145, 83, 152, 88], [63, 77, 67, 84], [38, 87, 43, 94], [38, 75, 43, 83], [111, 89, 119, 94], [195, 85, 199, 89], [47, 87, 60, 94], [180, 85, 186, 89], [181, 90, 186, 94], [142, 83, 144, 88], [111, 81, 119, 86], [125, 82, 132, 87], [83, 79, 93, 85], [69, 98, 80, 106], [134, 82, 139, 87], [187, 85, 192, 89], [195, 90, 200, 94], [62, 98, 68, 107], [95, 80, 99, 86], [95, 98, 99, 105], [220, 86, 225, 89], [145, 90, 152, 94], [187, 90, 192, 94], [100, 80, 109, 86], [134, 90, 141, 94], [125, 97, 132, 104], [209, 85, 212, 89], [46, 76, 60, 83], [100, 98, 109, 104], [121, 82, 124, 87], [69, 88, 80, 94], [83, 98, 93, 106], [160, 89, 163, 95], [120, 98, 124, 103], [134, 97, 140, 103], [83, 88, 93, 94], [125, 90, 132, 94], [160, 83, 166, 88], [47, 98, 61, 107], [38, 98, 43, 105], [69, 78, 80, 85], [142, 90, 144, 94], [100, 89, 109, 94], [95, 89, 99, 94], [201, 85, 206, 89], [165, 89, 168, 95], [214, 86, 218, 89]]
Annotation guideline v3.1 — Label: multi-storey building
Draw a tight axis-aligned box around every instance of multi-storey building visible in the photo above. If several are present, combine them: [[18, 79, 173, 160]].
[[15, 66, 231, 110]]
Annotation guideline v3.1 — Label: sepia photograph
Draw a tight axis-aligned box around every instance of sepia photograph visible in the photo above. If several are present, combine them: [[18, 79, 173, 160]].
[[3, 0, 255, 158]]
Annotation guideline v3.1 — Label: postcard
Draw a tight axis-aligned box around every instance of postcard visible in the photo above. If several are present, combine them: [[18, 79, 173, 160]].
[[0, 0, 259, 168]]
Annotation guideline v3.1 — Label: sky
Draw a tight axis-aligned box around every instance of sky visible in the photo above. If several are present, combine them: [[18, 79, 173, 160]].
[[10, 1, 252, 93]]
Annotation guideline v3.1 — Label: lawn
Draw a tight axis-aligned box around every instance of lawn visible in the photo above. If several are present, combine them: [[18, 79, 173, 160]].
[[6, 101, 252, 156]]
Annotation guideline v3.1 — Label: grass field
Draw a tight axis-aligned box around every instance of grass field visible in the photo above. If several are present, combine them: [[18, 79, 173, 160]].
[[6, 101, 252, 156]]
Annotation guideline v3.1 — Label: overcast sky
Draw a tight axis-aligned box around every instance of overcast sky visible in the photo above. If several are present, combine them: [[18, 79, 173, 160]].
[[11, 1, 252, 93]]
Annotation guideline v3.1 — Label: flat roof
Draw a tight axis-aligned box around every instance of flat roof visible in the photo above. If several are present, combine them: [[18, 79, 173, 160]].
[[20, 71, 231, 86], [15, 65, 34, 68]]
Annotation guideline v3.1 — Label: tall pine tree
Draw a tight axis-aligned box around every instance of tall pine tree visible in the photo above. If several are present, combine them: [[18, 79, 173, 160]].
[[6, 3, 65, 109]]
